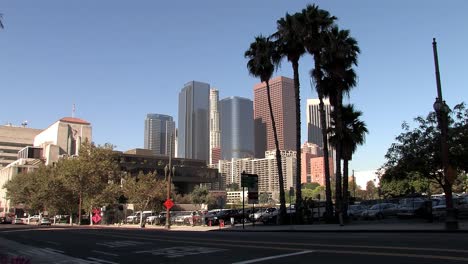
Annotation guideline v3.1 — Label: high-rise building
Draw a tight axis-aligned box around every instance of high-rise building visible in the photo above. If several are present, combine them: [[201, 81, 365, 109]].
[[178, 81, 210, 163], [309, 156, 334, 186], [219, 96, 254, 160], [301, 142, 321, 183], [253, 76, 296, 158], [0, 124, 42, 169], [209, 88, 221, 164], [307, 98, 332, 148], [144, 114, 175, 157], [217, 150, 296, 201]]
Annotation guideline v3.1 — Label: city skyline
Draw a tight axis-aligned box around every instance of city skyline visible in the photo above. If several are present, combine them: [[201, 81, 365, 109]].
[[1, 1, 467, 174]]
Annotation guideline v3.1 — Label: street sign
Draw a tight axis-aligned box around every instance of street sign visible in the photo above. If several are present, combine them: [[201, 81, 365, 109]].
[[241, 172, 259, 204], [163, 199, 174, 210]]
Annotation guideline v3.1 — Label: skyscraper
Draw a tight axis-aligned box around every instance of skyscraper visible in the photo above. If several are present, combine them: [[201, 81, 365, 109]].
[[144, 114, 175, 157], [306, 98, 332, 148], [219, 96, 254, 160], [209, 88, 221, 164], [253, 76, 296, 158], [178, 81, 210, 163]]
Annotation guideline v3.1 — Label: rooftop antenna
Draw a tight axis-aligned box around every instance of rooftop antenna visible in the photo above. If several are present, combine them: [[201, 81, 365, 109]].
[[21, 120, 28, 127], [72, 103, 76, 118]]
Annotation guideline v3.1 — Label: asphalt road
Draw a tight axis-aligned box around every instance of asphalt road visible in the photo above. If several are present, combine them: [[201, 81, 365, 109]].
[[1, 225, 468, 264]]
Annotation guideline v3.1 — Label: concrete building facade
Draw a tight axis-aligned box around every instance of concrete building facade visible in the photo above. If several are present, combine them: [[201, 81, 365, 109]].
[[0, 125, 42, 169], [217, 150, 296, 201], [144, 114, 175, 157], [253, 76, 296, 158], [178, 81, 210, 163], [34, 117, 92, 165], [306, 98, 332, 149], [309, 156, 335, 186], [219, 96, 254, 161]]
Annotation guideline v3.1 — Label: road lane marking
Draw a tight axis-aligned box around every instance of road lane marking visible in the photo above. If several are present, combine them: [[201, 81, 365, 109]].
[[71, 230, 468, 262], [96, 240, 147, 248], [135, 246, 226, 258], [86, 257, 119, 264], [78, 230, 468, 254], [232, 250, 314, 264], [91, 250, 119, 257], [318, 249, 468, 262]]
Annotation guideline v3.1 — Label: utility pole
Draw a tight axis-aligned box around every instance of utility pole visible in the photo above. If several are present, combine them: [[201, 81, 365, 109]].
[[432, 38, 458, 230]]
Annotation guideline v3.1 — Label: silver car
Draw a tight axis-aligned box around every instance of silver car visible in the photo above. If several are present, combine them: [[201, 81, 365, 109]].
[[361, 203, 398, 219]]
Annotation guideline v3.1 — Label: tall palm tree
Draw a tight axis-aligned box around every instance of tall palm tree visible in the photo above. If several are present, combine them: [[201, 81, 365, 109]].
[[321, 26, 360, 219], [245, 36, 287, 224], [329, 105, 368, 218], [273, 11, 306, 222], [302, 4, 336, 219]]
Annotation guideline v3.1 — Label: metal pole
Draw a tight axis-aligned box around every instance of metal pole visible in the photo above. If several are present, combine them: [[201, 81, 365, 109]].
[[252, 203, 255, 227], [166, 134, 173, 230], [432, 38, 458, 230], [432, 38, 443, 100], [242, 186, 245, 230]]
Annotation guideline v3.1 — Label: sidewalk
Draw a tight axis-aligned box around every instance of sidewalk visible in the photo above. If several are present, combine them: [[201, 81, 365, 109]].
[[57, 219, 468, 233], [220, 220, 468, 232]]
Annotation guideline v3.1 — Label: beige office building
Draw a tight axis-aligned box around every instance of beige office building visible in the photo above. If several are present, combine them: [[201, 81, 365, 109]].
[[217, 150, 296, 201], [0, 125, 43, 169]]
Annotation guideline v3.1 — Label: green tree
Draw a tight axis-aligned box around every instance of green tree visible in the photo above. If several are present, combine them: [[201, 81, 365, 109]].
[[273, 11, 306, 219], [380, 103, 467, 211], [321, 26, 360, 219], [329, 105, 367, 217], [122, 171, 166, 226], [302, 182, 320, 190], [226, 183, 240, 191], [190, 185, 211, 209], [57, 141, 120, 225], [302, 4, 336, 218], [4, 165, 49, 216], [245, 36, 287, 224], [365, 180, 379, 200], [258, 192, 271, 205]]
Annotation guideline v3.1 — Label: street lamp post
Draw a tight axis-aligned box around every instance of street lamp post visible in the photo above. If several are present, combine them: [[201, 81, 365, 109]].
[[432, 38, 458, 230], [164, 134, 174, 230]]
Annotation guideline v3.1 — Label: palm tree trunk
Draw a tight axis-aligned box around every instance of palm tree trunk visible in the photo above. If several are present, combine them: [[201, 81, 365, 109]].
[[334, 92, 343, 220], [343, 158, 349, 220], [313, 53, 333, 219], [265, 80, 287, 224], [292, 59, 303, 224]]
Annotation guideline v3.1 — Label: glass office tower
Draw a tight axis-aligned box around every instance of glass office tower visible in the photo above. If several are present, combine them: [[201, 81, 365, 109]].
[[219, 96, 254, 160], [178, 81, 210, 163], [144, 114, 175, 156]]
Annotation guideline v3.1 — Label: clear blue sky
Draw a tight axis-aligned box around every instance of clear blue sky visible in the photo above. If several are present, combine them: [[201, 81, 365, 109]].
[[1, 1, 467, 173]]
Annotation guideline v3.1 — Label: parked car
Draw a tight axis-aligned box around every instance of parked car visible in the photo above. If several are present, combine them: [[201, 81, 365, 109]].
[[126, 211, 154, 224], [146, 212, 167, 225], [262, 208, 296, 225], [28, 215, 40, 223], [397, 200, 428, 218], [39, 217, 52, 226], [254, 207, 277, 222], [347, 205, 367, 219], [13, 218, 24, 225], [206, 209, 242, 225], [174, 211, 201, 225], [361, 203, 398, 219], [0, 217, 13, 224]]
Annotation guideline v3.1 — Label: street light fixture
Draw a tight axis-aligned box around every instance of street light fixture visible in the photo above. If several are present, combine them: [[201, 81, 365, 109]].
[[164, 134, 174, 230], [432, 38, 458, 230]]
